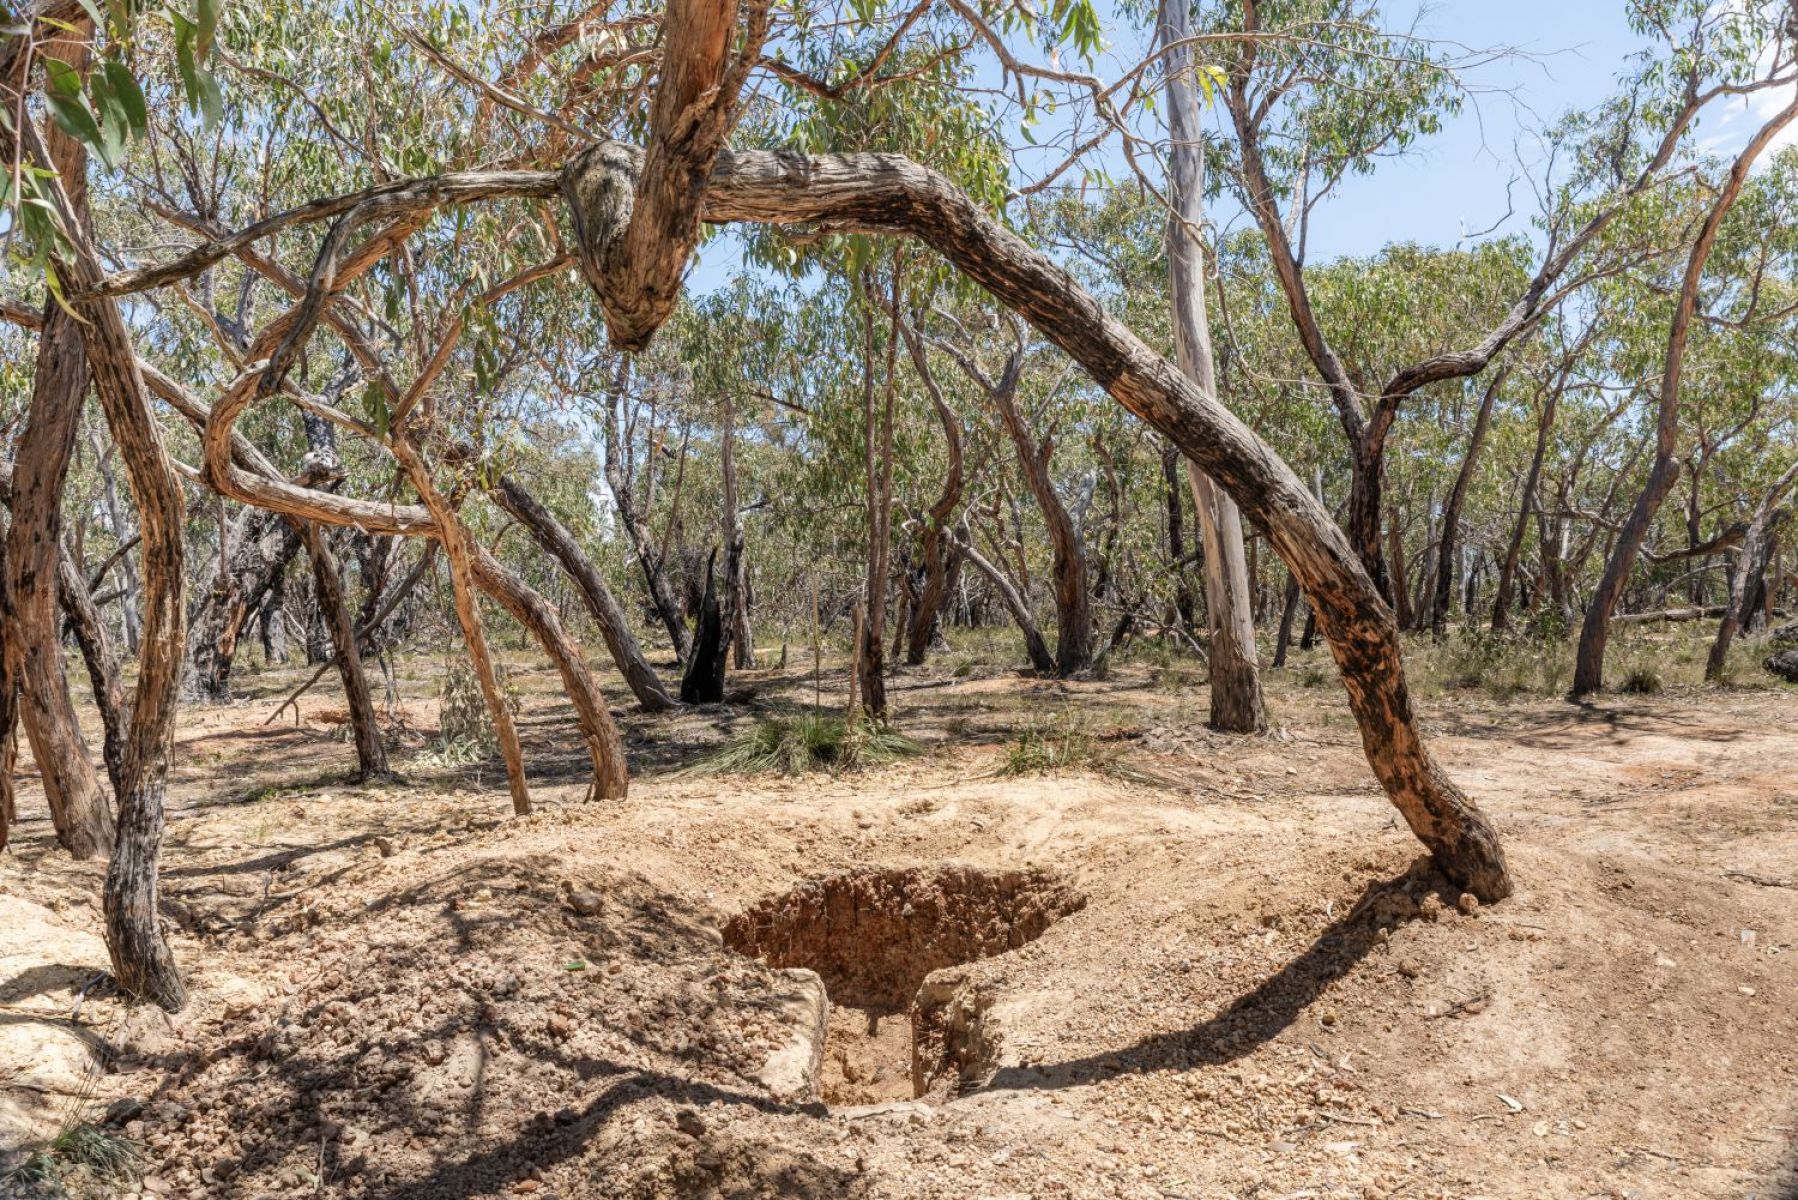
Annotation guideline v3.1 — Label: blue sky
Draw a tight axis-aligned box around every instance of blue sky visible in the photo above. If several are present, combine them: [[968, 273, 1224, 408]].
[[1272, 0, 1644, 259], [690, 1, 1785, 292]]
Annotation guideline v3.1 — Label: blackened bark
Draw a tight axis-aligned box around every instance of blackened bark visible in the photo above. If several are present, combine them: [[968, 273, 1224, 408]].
[[679, 548, 727, 703]]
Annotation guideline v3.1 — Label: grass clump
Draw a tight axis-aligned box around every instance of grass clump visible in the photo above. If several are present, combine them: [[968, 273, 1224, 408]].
[[1619, 666, 1663, 695], [14, 1123, 142, 1195], [998, 709, 1147, 782], [691, 714, 920, 776]]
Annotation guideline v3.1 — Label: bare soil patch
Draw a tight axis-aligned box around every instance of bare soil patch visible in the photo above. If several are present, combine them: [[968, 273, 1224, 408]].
[[2, 644, 1796, 1199]]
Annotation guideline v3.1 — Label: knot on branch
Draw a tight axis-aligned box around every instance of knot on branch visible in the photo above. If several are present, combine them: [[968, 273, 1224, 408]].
[[561, 141, 651, 349]]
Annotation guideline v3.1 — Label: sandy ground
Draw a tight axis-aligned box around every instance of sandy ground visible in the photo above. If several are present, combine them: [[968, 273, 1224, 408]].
[[1, 642, 1795, 1199]]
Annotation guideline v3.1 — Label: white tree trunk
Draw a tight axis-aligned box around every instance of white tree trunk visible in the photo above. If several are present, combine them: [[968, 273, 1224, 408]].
[[1162, 0, 1264, 733]]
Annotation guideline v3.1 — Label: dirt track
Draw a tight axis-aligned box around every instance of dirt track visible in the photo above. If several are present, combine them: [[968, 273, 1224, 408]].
[[2, 650, 1795, 1198]]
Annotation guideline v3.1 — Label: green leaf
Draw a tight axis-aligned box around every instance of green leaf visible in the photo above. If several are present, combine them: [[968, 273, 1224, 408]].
[[362, 380, 391, 437], [100, 59, 149, 135], [42, 61, 114, 169]]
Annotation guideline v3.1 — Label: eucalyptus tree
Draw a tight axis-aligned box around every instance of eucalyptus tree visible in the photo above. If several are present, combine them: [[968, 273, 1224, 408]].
[[1158, 0, 1263, 729], [1573, 28, 1798, 693]]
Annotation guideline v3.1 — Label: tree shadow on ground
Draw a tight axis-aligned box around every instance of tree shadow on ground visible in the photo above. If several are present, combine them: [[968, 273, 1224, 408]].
[[1437, 699, 1751, 751], [984, 866, 1413, 1092], [107, 855, 867, 1199]]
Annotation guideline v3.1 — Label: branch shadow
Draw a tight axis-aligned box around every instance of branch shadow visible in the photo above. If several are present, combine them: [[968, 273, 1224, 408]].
[[985, 867, 1410, 1092]]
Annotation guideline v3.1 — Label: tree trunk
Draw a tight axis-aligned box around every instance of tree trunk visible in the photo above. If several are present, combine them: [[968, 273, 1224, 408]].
[[57, 543, 128, 798], [949, 528, 1057, 674], [897, 314, 966, 665], [1707, 462, 1798, 680], [298, 522, 391, 780], [492, 474, 675, 709], [679, 548, 727, 703], [1162, 0, 1264, 731], [1575, 94, 1798, 695], [187, 502, 304, 701], [22, 106, 189, 1006], [2, 41, 113, 858], [392, 435, 529, 814], [1386, 517, 1413, 630], [977, 336, 1091, 675], [1161, 443, 1197, 632], [1432, 367, 1508, 638], [1493, 385, 1558, 632], [858, 284, 898, 719], [720, 389, 755, 670], [600, 360, 691, 662], [1272, 573, 1301, 668], [259, 567, 290, 664]]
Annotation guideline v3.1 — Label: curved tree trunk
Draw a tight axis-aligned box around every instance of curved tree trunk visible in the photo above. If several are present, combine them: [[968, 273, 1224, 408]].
[[493, 474, 675, 709], [18, 100, 190, 1006], [2, 45, 113, 858], [298, 521, 391, 780], [897, 315, 965, 665], [58, 543, 128, 798], [977, 336, 1091, 675], [112, 130, 1515, 896], [392, 434, 529, 815], [949, 528, 1057, 675], [1575, 93, 1798, 695], [472, 544, 629, 800]]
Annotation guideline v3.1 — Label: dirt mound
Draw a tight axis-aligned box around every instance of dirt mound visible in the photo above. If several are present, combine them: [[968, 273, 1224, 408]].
[[99, 833, 864, 1199]]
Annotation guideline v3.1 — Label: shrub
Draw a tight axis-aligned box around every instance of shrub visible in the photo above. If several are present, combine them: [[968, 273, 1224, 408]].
[[433, 657, 520, 759]]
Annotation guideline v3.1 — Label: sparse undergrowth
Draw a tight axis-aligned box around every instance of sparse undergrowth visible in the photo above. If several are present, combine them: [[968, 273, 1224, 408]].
[[688, 713, 921, 776]]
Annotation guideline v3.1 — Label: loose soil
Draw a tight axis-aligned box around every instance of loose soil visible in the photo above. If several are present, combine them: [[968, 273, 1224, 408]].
[[1, 641, 1795, 1199]]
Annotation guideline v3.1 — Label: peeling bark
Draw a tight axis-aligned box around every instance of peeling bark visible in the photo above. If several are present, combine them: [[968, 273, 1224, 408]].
[[1162, 0, 1264, 732]]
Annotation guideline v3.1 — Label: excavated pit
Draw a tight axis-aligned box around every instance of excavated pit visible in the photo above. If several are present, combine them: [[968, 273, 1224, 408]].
[[723, 865, 1086, 1105]]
